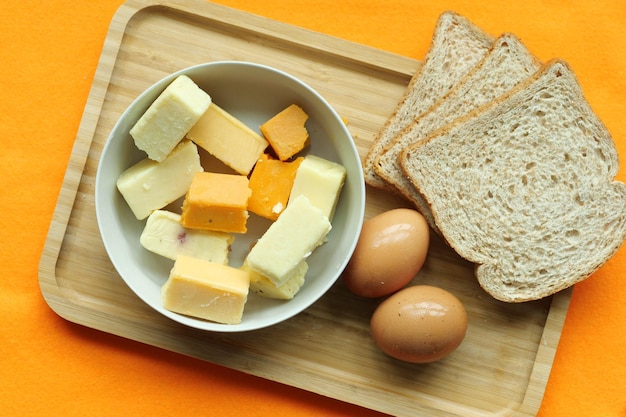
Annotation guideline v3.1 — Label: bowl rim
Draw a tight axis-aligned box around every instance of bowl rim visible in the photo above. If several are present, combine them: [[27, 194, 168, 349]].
[[95, 60, 365, 332]]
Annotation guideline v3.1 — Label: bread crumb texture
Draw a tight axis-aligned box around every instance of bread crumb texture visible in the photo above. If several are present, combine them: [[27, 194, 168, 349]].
[[401, 60, 626, 302]]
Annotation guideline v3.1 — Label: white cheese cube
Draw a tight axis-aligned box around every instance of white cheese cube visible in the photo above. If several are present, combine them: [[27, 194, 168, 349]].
[[245, 195, 331, 287], [116, 140, 203, 220], [288, 155, 346, 221], [130, 75, 211, 162], [242, 261, 308, 300]]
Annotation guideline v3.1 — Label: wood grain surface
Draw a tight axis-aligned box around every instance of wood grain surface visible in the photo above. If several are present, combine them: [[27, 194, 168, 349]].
[[38, 1, 572, 415]]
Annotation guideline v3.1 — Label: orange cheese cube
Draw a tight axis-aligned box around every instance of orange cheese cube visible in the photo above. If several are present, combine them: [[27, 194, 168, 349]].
[[260, 104, 309, 161], [248, 154, 303, 221], [180, 172, 251, 233]]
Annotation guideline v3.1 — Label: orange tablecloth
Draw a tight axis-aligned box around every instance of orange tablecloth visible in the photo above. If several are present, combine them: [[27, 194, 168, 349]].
[[3, 0, 625, 416]]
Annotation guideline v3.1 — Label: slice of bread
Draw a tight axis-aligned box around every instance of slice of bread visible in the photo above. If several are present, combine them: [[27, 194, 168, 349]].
[[400, 59, 626, 302], [374, 33, 541, 231], [363, 11, 493, 190]]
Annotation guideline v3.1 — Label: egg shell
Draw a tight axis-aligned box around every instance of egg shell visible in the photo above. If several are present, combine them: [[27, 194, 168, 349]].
[[370, 285, 468, 364], [343, 208, 429, 298]]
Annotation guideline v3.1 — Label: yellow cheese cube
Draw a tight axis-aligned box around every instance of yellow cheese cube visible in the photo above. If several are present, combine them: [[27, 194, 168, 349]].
[[242, 261, 308, 300], [162, 255, 250, 325], [130, 75, 211, 162], [248, 154, 303, 221], [186, 103, 268, 175], [180, 172, 251, 233], [116, 140, 203, 220], [260, 104, 309, 161]]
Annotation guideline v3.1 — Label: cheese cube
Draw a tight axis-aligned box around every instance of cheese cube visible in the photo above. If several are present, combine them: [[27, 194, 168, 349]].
[[162, 255, 250, 324], [288, 155, 346, 221], [248, 154, 303, 221], [186, 103, 268, 175], [242, 261, 308, 300], [140, 210, 233, 264], [130, 75, 211, 162], [260, 104, 309, 161], [116, 140, 203, 220], [180, 172, 251, 233], [245, 195, 331, 287]]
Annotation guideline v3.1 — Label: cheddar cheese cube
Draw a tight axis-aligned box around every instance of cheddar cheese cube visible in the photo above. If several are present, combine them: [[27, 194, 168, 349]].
[[186, 103, 268, 175], [180, 172, 251, 233], [130, 75, 211, 162], [162, 255, 250, 324], [248, 154, 303, 221], [260, 104, 309, 161]]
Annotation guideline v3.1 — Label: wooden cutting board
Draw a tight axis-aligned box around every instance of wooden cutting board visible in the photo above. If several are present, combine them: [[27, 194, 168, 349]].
[[38, 0, 572, 415]]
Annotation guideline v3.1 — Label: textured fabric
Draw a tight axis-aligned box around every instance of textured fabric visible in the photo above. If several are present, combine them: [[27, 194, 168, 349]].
[[2, 0, 625, 416]]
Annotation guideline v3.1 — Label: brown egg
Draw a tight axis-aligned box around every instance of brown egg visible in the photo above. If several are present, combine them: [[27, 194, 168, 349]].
[[370, 285, 467, 363], [343, 208, 429, 298]]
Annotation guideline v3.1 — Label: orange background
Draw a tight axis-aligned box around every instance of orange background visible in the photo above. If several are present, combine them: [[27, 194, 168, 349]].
[[2, 0, 625, 416]]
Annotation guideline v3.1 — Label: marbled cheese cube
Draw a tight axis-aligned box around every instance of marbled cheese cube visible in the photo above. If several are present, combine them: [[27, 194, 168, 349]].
[[140, 210, 233, 264]]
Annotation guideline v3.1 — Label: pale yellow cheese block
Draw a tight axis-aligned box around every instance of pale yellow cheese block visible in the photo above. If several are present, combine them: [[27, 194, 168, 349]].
[[245, 195, 331, 287], [140, 210, 233, 264], [130, 75, 211, 162], [116, 140, 203, 220], [242, 260, 308, 300], [162, 255, 250, 325], [186, 103, 269, 175], [288, 155, 346, 221]]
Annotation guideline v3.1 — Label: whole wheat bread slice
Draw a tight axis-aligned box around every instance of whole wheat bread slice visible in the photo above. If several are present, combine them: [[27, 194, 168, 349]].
[[374, 33, 541, 231], [400, 59, 626, 302], [363, 11, 493, 190]]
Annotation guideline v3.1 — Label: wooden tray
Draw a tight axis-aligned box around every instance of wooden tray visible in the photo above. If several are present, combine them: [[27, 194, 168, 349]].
[[38, 1, 572, 415]]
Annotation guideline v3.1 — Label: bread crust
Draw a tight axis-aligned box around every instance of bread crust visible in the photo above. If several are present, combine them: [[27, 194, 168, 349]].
[[363, 11, 493, 190], [399, 60, 626, 302], [373, 33, 541, 231]]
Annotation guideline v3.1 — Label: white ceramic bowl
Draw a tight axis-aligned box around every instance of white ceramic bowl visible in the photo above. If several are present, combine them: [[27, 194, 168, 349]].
[[95, 61, 365, 332]]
